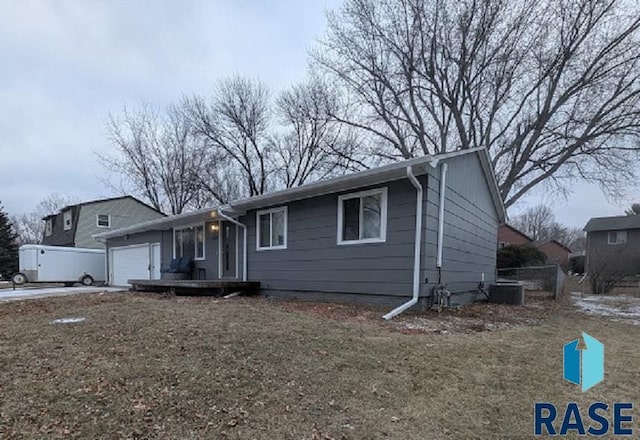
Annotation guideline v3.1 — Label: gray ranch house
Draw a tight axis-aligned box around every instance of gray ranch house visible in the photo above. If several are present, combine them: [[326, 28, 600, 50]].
[[95, 148, 506, 315]]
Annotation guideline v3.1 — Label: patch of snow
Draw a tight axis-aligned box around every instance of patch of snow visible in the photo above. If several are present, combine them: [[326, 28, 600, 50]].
[[571, 292, 640, 325], [50, 317, 86, 324], [571, 292, 639, 303]]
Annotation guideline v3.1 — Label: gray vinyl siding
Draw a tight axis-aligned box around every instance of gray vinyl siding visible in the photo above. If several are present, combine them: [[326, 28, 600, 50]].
[[76, 198, 165, 249], [241, 178, 426, 299], [105, 231, 166, 283], [170, 222, 219, 280], [586, 229, 640, 276], [422, 153, 498, 304], [41, 207, 78, 247], [104, 222, 220, 280], [242, 152, 498, 305], [195, 222, 219, 279]]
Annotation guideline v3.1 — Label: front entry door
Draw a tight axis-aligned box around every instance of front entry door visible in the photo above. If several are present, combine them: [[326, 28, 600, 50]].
[[221, 222, 237, 278]]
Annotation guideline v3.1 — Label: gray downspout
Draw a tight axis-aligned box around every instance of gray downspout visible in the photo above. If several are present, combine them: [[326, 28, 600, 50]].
[[383, 166, 423, 320]]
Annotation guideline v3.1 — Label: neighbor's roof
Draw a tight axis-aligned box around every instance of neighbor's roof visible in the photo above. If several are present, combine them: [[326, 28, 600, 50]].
[[43, 196, 165, 220], [535, 239, 572, 253], [583, 215, 640, 232], [95, 148, 506, 240], [499, 223, 534, 242]]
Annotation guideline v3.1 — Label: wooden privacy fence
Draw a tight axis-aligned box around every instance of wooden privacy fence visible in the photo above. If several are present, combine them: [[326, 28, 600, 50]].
[[496, 264, 566, 300]]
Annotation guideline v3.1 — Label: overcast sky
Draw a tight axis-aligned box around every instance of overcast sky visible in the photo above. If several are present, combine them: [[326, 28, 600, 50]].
[[0, 0, 635, 229]]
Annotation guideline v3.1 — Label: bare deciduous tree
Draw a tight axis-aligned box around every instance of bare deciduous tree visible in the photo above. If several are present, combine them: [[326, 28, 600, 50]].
[[272, 77, 367, 188], [100, 103, 210, 214], [186, 77, 272, 198], [315, 0, 640, 207], [561, 228, 587, 253], [512, 205, 557, 241], [103, 77, 364, 210], [185, 76, 365, 200], [512, 204, 585, 251], [10, 193, 79, 245], [587, 243, 634, 294]]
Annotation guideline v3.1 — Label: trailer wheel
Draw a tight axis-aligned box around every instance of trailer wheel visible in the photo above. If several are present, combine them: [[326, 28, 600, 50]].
[[80, 275, 94, 286], [12, 273, 27, 285]]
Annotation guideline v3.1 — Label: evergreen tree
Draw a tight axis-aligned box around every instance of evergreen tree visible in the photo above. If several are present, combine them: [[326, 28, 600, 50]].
[[0, 202, 19, 279], [625, 203, 640, 216]]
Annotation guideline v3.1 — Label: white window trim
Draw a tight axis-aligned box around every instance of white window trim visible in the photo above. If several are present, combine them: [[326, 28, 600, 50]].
[[45, 219, 53, 236], [96, 214, 111, 228], [173, 223, 206, 260], [337, 187, 388, 245], [63, 211, 72, 231], [608, 230, 627, 245], [256, 206, 288, 251]]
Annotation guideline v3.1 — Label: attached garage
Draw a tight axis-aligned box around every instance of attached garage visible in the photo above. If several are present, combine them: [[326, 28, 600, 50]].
[[109, 243, 160, 286]]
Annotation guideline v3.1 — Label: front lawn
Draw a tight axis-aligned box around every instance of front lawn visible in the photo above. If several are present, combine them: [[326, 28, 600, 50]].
[[0, 293, 638, 439]]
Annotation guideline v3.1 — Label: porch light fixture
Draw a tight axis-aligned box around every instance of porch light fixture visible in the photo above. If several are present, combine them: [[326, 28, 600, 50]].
[[210, 210, 218, 218], [210, 223, 219, 232]]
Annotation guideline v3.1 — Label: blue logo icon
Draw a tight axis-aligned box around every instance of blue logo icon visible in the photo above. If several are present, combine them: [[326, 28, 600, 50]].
[[563, 332, 604, 392]]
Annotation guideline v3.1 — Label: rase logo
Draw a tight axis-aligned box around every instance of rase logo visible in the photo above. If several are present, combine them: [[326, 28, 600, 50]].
[[563, 332, 604, 392], [534, 333, 635, 436]]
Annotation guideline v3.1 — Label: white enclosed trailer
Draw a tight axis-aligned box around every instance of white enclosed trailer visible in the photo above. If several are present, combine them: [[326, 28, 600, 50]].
[[12, 245, 106, 286]]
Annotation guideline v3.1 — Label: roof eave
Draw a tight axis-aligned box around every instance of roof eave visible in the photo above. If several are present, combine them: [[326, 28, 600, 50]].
[[94, 147, 507, 240], [227, 163, 430, 212], [476, 149, 507, 223], [93, 207, 219, 240], [227, 147, 506, 220]]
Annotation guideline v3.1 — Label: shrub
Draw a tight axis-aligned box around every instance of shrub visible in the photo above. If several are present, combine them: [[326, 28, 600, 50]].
[[497, 244, 547, 269], [569, 255, 585, 274]]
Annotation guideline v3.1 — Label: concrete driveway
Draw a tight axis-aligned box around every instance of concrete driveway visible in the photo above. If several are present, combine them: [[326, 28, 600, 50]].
[[0, 286, 127, 302]]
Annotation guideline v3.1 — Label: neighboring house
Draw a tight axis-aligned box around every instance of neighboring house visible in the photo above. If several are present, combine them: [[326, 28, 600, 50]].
[[42, 196, 165, 249], [569, 250, 586, 259], [583, 215, 640, 278], [535, 239, 571, 266], [497, 224, 571, 266], [95, 148, 506, 309], [497, 224, 533, 248]]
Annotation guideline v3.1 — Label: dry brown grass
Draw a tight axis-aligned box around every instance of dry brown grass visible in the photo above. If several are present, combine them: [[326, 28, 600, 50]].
[[0, 292, 639, 439]]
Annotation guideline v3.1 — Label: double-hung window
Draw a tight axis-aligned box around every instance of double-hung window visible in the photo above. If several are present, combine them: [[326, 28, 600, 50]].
[[338, 188, 388, 244], [45, 219, 53, 236], [63, 210, 72, 231], [608, 230, 627, 245], [174, 225, 205, 259], [256, 207, 287, 250], [97, 214, 111, 228]]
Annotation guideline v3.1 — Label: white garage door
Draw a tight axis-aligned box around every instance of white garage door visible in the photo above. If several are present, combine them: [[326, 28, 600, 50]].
[[110, 245, 150, 286]]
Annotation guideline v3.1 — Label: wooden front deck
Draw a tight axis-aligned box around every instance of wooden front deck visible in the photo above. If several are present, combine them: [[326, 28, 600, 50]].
[[128, 279, 260, 296]]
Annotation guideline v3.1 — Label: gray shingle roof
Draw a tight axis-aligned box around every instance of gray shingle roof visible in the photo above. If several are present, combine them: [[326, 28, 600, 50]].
[[583, 215, 640, 232]]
